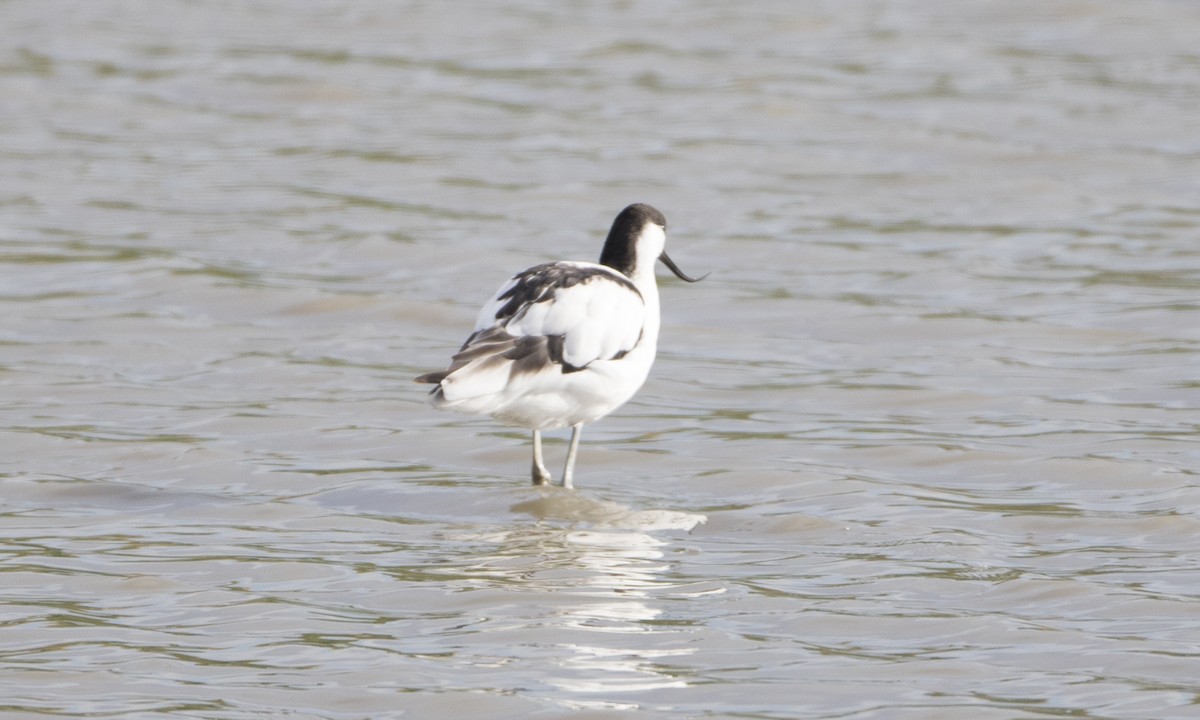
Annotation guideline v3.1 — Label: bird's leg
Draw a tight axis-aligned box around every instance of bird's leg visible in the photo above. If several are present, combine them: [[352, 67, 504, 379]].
[[560, 424, 583, 489], [531, 430, 551, 486]]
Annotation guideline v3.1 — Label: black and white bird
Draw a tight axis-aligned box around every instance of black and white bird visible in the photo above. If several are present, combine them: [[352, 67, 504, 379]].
[[415, 203, 704, 488]]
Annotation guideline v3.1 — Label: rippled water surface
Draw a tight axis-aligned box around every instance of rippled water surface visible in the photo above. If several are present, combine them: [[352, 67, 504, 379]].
[[4, 1, 1200, 718]]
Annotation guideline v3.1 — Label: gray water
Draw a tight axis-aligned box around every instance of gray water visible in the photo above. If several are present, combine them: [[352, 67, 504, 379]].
[[3, 1, 1200, 718]]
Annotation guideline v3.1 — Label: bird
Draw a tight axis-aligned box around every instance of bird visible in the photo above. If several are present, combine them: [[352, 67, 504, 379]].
[[415, 203, 704, 489]]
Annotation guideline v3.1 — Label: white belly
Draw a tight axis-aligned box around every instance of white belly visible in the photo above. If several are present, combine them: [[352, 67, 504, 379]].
[[435, 342, 657, 430]]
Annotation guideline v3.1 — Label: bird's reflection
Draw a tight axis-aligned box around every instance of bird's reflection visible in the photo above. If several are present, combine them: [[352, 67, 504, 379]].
[[443, 494, 708, 706]]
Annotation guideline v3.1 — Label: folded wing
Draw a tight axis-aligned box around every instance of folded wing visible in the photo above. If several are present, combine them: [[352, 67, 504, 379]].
[[419, 262, 645, 403]]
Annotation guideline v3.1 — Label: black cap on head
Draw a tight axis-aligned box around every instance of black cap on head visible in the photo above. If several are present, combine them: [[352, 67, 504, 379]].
[[599, 203, 706, 282], [599, 204, 666, 275]]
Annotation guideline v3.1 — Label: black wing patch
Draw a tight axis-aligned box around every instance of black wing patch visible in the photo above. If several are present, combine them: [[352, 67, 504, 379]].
[[490, 262, 640, 324], [415, 262, 643, 391], [414, 326, 585, 396]]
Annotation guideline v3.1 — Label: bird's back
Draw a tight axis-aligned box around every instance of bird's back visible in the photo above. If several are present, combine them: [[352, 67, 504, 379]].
[[417, 260, 654, 429]]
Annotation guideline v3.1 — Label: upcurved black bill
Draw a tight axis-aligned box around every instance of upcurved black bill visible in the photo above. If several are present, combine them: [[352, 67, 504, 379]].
[[659, 251, 708, 283]]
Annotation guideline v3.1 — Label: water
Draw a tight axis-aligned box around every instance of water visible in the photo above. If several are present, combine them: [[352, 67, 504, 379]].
[[3, 1, 1200, 717]]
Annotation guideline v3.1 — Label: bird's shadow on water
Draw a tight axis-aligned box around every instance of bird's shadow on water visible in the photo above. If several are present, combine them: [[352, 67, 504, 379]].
[[510, 488, 706, 532]]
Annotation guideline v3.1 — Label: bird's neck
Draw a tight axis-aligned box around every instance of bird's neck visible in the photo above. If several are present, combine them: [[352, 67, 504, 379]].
[[631, 268, 662, 341]]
